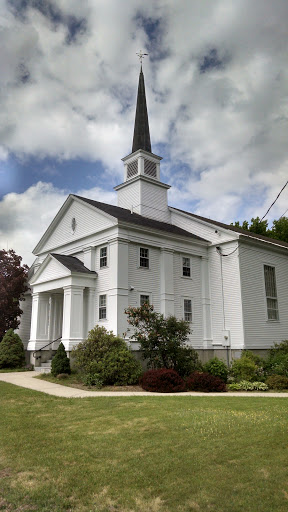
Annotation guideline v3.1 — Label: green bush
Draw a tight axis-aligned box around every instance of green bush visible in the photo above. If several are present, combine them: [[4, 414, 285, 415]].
[[265, 342, 288, 377], [72, 326, 142, 387], [51, 342, 71, 377], [266, 375, 288, 390], [230, 355, 258, 382], [125, 304, 201, 377], [228, 381, 268, 391], [0, 329, 25, 369], [203, 357, 228, 383]]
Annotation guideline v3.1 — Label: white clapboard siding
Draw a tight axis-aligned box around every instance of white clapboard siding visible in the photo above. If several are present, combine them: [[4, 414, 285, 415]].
[[141, 181, 170, 222], [173, 252, 203, 349], [15, 294, 32, 348], [128, 243, 161, 312], [117, 180, 141, 210], [40, 200, 115, 254], [239, 243, 288, 348], [214, 243, 244, 349], [170, 210, 236, 244]]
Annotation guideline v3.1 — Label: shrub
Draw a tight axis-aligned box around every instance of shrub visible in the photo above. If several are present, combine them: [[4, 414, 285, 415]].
[[0, 329, 25, 369], [186, 372, 227, 392], [51, 343, 71, 377], [265, 352, 288, 377], [203, 357, 228, 383], [228, 381, 268, 391], [266, 375, 288, 390], [72, 326, 142, 387], [56, 373, 69, 380], [125, 304, 201, 376], [140, 369, 186, 393], [230, 355, 258, 382]]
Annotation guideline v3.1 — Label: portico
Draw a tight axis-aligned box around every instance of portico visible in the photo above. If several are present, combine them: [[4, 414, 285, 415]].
[[27, 254, 97, 360]]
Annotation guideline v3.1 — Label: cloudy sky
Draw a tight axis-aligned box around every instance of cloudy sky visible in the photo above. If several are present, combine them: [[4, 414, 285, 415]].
[[1, 0, 288, 265]]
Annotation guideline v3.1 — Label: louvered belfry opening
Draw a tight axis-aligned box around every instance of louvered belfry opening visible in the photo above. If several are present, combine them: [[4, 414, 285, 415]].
[[127, 160, 138, 179], [144, 158, 157, 178], [132, 67, 152, 154]]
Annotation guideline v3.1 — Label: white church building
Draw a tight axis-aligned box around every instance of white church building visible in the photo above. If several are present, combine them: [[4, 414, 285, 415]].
[[20, 66, 288, 367]]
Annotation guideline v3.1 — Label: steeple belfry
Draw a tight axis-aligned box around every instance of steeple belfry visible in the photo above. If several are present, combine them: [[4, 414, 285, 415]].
[[132, 66, 151, 153], [115, 60, 171, 223]]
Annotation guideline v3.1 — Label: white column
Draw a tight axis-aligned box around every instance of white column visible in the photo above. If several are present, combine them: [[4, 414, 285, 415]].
[[87, 287, 96, 333], [83, 247, 96, 271], [201, 256, 213, 348], [108, 238, 129, 335], [49, 293, 63, 348], [160, 248, 174, 316], [28, 292, 50, 350], [62, 285, 85, 351]]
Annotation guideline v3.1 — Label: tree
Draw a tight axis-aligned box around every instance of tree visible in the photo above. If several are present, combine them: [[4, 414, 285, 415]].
[[231, 217, 268, 236], [0, 329, 26, 369], [125, 303, 201, 376], [269, 217, 288, 243], [51, 342, 71, 377], [0, 249, 29, 341]]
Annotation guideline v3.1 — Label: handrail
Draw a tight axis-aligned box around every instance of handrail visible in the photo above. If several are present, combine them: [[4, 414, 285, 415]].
[[32, 336, 62, 360]]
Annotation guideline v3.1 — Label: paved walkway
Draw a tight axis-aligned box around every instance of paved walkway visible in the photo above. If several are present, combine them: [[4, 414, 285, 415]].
[[0, 371, 287, 398]]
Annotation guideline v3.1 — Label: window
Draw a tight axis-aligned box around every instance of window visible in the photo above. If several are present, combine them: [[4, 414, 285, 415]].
[[184, 299, 192, 322], [140, 294, 150, 306], [100, 247, 107, 268], [182, 257, 191, 277], [140, 247, 149, 268], [99, 295, 107, 319], [264, 265, 279, 320]]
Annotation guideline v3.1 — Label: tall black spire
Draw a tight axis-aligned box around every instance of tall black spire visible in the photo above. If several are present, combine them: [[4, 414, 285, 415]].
[[132, 66, 152, 153]]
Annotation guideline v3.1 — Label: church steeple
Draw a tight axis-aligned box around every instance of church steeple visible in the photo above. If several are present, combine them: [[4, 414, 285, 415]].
[[132, 66, 152, 153]]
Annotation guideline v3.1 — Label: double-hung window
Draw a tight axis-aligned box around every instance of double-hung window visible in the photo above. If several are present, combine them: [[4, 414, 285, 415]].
[[99, 295, 107, 319], [140, 294, 150, 306], [264, 265, 279, 320], [100, 247, 107, 268], [184, 299, 192, 322], [182, 257, 191, 277], [140, 247, 149, 268]]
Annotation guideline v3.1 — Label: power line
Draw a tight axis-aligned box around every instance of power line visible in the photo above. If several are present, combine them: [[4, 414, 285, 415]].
[[279, 207, 288, 219], [260, 180, 288, 221]]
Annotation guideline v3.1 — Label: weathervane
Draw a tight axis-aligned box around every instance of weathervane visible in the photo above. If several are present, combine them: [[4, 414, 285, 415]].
[[136, 50, 148, 65]]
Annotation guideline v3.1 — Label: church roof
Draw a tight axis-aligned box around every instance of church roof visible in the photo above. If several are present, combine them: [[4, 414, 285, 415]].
[[171, 207, 288, 250], [51, 253, 97, 274], [74, 195, 208, 243], [132, 67, 152, 153]]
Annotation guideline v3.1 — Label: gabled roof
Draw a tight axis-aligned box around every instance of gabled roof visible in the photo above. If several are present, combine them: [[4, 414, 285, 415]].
[[51, 254, 97, 274], [74, 195, 208, 243], [171, 207, 288, 250]]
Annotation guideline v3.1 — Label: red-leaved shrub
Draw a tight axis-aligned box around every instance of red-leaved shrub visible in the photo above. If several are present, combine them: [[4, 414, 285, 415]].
[[140, 369, 186, 393], [186, 371, 227, 392]]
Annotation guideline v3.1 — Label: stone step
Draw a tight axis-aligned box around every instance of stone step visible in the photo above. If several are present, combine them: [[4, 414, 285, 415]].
[[41, 360, 52, 367], [34, 367, 51, 373]]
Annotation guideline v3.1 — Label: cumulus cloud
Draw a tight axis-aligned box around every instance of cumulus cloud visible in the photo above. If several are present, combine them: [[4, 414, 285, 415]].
[[0, 0, 288, 244]]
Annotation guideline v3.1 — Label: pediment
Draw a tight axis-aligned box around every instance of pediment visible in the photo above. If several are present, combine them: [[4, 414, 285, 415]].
[[30, 255, 71, 286], [33, 195, 116, 255]]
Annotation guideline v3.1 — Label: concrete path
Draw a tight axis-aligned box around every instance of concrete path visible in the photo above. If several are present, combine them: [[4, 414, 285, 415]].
[[0, 371, 287, 398]]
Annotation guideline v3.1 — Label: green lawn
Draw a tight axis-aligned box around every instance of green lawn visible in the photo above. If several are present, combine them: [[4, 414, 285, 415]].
[[0, 382, 287, 512]]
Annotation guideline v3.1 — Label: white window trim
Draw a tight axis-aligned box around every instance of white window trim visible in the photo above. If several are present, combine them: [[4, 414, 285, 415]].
[[263, 263, 279, 322], [181, 255, 192, 279], [98, 294, 107, 320], [99, 245, 108, 269], [139, 292, 152, 307], [139, 247, 150, 269], [183, 297, 193, 323]]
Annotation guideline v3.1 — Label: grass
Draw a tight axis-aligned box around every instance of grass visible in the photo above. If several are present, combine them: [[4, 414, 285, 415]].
[[0, 382, 288, 512]]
